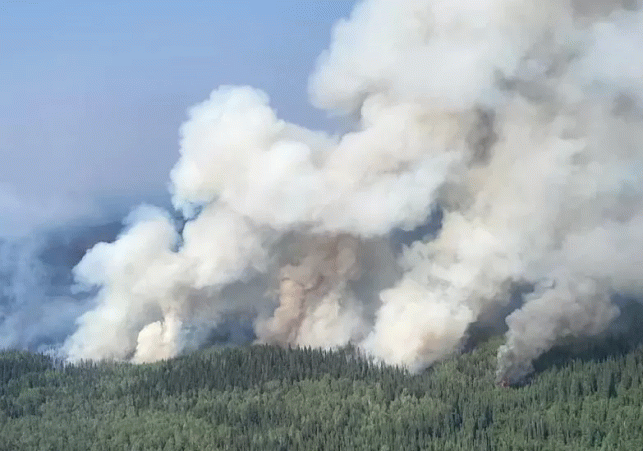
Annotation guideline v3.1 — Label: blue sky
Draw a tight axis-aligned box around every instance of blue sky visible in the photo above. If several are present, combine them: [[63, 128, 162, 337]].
[[1, 1, 355, 229]]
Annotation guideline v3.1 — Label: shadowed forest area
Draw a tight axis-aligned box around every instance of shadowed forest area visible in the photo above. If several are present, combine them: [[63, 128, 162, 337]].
[[2, 334, 643, 451]]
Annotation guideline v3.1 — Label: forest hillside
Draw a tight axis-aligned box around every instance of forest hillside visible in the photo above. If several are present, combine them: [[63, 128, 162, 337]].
[[2, 336, 643, 451]]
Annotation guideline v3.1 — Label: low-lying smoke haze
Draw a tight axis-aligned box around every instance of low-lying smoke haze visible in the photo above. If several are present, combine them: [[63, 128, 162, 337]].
[[3, 0, 643, 383]]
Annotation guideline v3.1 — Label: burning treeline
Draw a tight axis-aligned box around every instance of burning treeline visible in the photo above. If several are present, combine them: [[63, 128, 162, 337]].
[[54, 0, 643, 384]]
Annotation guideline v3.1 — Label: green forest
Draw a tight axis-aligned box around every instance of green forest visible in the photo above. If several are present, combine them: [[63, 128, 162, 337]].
[[1, 336, 643, 451]]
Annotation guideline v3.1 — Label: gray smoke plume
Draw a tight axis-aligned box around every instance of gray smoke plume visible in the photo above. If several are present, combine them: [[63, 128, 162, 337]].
[[9, 0, 641, 382], [0, 220, 121, 353]]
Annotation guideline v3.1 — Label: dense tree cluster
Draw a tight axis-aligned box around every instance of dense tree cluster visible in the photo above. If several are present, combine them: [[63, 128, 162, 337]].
[[1, 338, 643, 450]]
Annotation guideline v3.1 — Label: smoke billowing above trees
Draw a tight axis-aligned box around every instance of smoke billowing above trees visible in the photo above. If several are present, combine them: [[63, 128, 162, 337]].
[[3, 0, 643, 382]]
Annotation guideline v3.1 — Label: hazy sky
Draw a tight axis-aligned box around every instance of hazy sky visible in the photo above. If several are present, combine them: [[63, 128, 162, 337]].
[[1, 0, 355, 232]]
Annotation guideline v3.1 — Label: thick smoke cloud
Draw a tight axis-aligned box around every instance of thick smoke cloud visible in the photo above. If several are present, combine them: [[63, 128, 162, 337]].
[[5, 0, 643, 383]]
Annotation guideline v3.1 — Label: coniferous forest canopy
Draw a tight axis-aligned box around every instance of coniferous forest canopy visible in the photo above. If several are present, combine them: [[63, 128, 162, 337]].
[[2, 333, 643, 451]]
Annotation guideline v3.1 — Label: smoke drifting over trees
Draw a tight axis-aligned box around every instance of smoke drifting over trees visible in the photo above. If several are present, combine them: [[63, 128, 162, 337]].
[[3, 0, 643, 382]]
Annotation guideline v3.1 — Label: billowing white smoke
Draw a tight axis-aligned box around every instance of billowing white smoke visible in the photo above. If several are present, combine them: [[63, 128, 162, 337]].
[[61, 0, 643, 381]]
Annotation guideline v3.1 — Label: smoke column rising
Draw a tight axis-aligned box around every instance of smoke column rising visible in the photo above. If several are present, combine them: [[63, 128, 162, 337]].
[[18, 0, 641, 382]]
